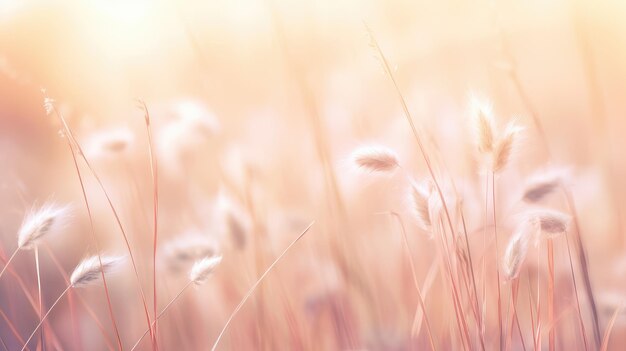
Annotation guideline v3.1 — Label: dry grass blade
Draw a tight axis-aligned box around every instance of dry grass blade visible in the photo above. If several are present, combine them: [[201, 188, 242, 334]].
[[366, 25, 472, 349], [45, 95, 155, 347], [137, 100, 160, 348]]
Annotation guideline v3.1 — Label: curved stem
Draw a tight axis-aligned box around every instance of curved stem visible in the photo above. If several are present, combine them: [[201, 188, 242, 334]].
[[20, 286, 72, 351], [492, 172, 503, 350], [211, 221, 314, 351], [48, 96, 153, 349], [35, 248, 44, 351], [42, 245, 115, 350], [564, 230, 589, 351], [60, 125, 123, 350], [0, 249, 20, 281], [367, 27, 471, 349], [130, 281, 193, 351]]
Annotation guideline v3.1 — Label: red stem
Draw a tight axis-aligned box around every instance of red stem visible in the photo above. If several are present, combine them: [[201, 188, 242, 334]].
[[49, 97, 154, 349], [548, 239, 555, 351], [492, 172, 503, 350], [61, 125, 123, 350], [138, 100, 160, 349]]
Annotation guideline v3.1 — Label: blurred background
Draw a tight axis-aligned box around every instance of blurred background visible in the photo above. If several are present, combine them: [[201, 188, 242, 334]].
[[1, 0, 626, 350]]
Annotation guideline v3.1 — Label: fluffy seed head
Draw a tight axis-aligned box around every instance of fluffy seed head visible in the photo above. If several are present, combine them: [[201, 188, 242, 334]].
[[190, 256, 222, 285], [523, 209, 571, 243], [216, 191, 249, 250], [502, 223, 532, 280], [84, 127, 135, 159], [163, 234, 218, 272], [351, 145, 399, 173], [522, 168, 567, 203], [523, 179, 559, 203], [492, 122, 522, 173], [18, 202, 70, 250], [43, 97, 55, 115], [470, 97, 496, 154], [535, 210, 571, 238], [410, 181, 433, 231], [157, 100, 220, 177], [226, 212, 247, 250], [70, 255, 126, 288], [174, 100, 221, 137], [427, 187, 450, 228]]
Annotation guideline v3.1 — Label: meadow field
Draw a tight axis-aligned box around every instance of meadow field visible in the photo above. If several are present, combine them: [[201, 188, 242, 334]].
[[0, 0, 625, 350]]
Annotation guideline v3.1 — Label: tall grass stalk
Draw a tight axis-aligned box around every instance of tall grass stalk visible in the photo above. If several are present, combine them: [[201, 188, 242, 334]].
[[46, 96, 154, 349], [130, 281, 194, 351], [496, 21, 601, 347], [138, 100, 160, 350], [491, 172, 503, 349], [367, 25, 473, 349], [34, 247, 44, 351], [20, 286, 72, 351]]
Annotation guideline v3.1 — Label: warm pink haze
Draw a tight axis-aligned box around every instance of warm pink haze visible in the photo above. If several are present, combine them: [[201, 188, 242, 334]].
[[1, 0, 626, 350]]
